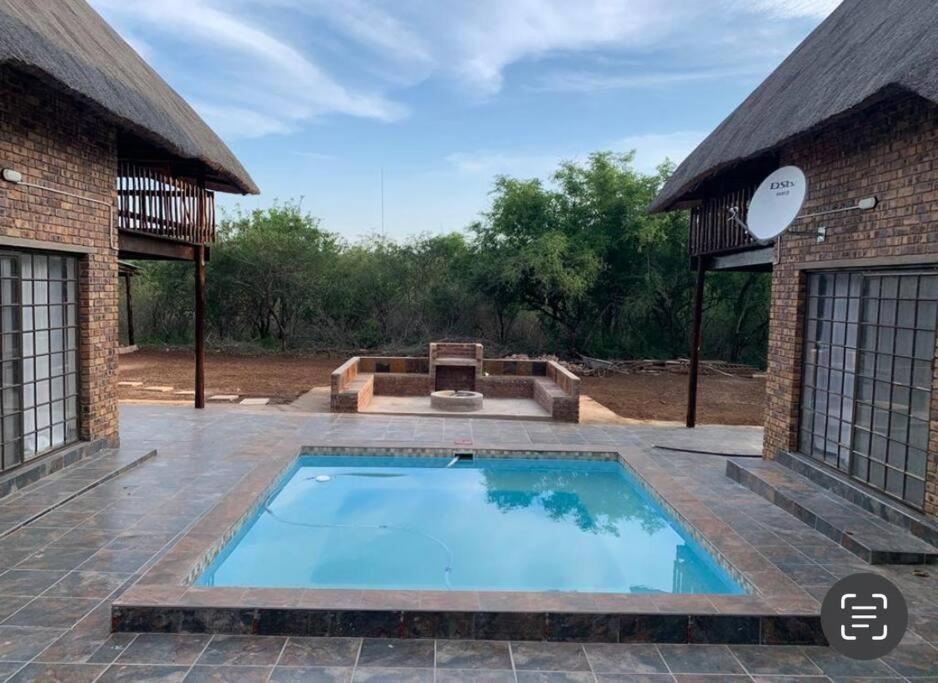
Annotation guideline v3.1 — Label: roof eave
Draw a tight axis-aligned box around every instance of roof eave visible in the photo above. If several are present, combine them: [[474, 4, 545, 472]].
[[648, 85, 927, 215], [4, 60, 259, 195]]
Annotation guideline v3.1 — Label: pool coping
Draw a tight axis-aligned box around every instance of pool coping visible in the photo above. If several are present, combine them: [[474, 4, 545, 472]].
[[111, 442, 825, 645]]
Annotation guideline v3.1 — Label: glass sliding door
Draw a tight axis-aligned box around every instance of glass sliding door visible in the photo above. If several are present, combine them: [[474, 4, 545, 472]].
[[0, 251, 80, 471], [1, 254, 24, 470], [800, 270, 937, 510]]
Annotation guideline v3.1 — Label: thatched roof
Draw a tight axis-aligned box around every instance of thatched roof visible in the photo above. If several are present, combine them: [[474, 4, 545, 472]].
[[0, 0, 258, 195], [650, 0, 938, 213]]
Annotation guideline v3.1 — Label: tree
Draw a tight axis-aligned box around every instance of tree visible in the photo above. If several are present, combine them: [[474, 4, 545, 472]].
[[209, 203, 341, 350], [472, 153, 672, 354], [128, 154, 770, 367]]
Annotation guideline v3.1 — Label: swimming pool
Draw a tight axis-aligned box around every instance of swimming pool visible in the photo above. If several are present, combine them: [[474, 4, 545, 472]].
[[197, 455, 744, 595]]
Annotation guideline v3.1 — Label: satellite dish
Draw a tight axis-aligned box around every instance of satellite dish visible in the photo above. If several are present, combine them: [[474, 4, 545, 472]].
[[746, 166, 808, 240]]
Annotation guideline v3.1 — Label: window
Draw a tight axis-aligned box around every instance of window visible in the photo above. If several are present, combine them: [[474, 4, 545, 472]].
[[0, 252, 80, 471], [800, 270, 936, 509]]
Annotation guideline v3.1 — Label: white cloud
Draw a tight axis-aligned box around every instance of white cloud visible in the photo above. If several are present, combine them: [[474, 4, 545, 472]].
[[447, 130, 706, 181], [444, 0, 674, 95], [446, 150, 564, 179], [614, 131, 707, 173], [276, 0, 432, 68], [417, 0, 840, 96], [533, 66, 762, 93], [90, 0, 842, 140], [190, 102, 296, 140], [91, 0, 405, 139], [730, 0, 842, 19]]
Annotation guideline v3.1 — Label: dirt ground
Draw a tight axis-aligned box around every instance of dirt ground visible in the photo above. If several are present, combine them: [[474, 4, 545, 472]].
[[119, 348, 765, 425], [118, 349, 339, 404], [580, 373, 764, 426]]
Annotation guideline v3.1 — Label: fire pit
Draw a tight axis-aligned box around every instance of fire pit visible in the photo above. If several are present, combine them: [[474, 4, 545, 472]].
[[430, 389, 484, 412]]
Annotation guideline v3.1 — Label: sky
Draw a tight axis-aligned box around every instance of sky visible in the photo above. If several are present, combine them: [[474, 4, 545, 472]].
[[90, 0, 842, 241]]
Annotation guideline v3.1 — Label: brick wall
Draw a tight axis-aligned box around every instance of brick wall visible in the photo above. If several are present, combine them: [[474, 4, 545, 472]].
[[477, 376, 534, 399], [359, 357, 429, 374], [763, 94, 938, 516], [374, 374, 431, 396], [547, 360, 581, 399], [0, 68, 119, 447], [330, 357, 359, 394], [482, 359, 548, 377], [329, 353, 582, 422]]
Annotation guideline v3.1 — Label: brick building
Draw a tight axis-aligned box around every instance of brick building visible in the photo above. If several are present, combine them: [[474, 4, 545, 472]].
[[651, 1, 938, 518], [0, 1, 257, 481]]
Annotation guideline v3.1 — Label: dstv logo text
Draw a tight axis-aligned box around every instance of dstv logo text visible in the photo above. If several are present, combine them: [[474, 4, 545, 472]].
[[770, 180, 797, 190]]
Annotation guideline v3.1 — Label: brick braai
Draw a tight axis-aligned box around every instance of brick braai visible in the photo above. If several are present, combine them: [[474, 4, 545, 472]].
[[764, 95, 938, 516], [331, 344, 581, 422]]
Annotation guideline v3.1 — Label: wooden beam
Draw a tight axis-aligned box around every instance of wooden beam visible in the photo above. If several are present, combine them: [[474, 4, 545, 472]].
[[123, 273, 135, 347], [118, 230, 197, 261], [686, 258, 706, 429], [709, 246, 775, 272], [195, 244, 206, 409]]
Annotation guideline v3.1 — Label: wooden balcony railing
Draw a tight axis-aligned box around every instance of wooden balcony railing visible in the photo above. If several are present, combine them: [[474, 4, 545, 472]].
[[117, 161, 215, 245], [688, 184, 760, 257]]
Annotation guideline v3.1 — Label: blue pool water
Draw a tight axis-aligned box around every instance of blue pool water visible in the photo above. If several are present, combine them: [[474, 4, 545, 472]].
[[197, 456, 744, 594]]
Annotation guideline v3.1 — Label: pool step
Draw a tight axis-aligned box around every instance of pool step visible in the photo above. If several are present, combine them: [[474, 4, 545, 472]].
[[0, 446, 157, 539], [726, 458, 938, 565]]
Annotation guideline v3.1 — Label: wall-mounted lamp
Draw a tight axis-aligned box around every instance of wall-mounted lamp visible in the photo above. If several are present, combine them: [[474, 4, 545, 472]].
[[796, 196, 878, 221], [786, 196, 877, 242], [730, 195, 878, 245], [2, 168, 23, 183]]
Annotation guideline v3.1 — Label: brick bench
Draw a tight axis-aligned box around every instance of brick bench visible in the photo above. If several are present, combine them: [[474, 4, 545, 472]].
[[329, 353, 581, 422], [533, 364, 580, 422], [330, 357, 374, 412]]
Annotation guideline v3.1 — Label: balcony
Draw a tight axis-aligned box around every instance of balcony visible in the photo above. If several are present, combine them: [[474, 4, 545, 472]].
[[116, 161, 215, 261], [688, 185, 757, 257]]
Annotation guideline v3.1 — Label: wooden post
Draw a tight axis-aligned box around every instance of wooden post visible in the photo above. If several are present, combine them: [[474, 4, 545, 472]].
[[123, 273, 135, 347], [686, 257, 706, 428], [195, 244, 205, 409]]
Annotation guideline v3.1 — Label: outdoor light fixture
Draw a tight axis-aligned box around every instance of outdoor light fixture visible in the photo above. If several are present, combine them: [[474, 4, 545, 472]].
[[1, 168, 22, 183], [796, 196, 878, 221], [728, 194, 878, 243]]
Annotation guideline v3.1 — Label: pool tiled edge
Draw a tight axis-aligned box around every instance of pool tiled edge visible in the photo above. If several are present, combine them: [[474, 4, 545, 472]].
[[112, 442, 825, 645]]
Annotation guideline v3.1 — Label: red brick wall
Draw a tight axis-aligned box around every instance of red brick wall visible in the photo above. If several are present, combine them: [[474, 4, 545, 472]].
[[477, 376, 534, 398], [0, 68, 119, 447], [547, 361, 581, 399], [374, 374, 431, 396], [330, 357, 359, 393], [764, 94, 938, 516]]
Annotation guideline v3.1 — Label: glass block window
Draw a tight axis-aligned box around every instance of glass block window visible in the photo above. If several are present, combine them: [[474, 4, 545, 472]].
[[800, 270, 937, 510], [800, 272, 861, 473], [0, 252, 80, 471]]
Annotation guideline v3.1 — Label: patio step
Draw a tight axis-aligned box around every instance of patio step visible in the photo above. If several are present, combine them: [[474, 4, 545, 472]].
[[726, 458, 938, 565], [0, 446, 157, 539], [773, 450, 938, 547]]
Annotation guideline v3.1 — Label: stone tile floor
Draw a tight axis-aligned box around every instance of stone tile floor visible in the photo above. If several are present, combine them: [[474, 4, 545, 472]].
[[0, 404, 935, 681], [362, 395, 551, 420], [0, 447, 156, 539], [0, 636, 927, 681]]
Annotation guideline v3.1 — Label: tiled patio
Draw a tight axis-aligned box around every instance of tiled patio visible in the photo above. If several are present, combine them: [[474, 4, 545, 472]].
[[0, 404, 935, 681], [362, 395, 552, 420]]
